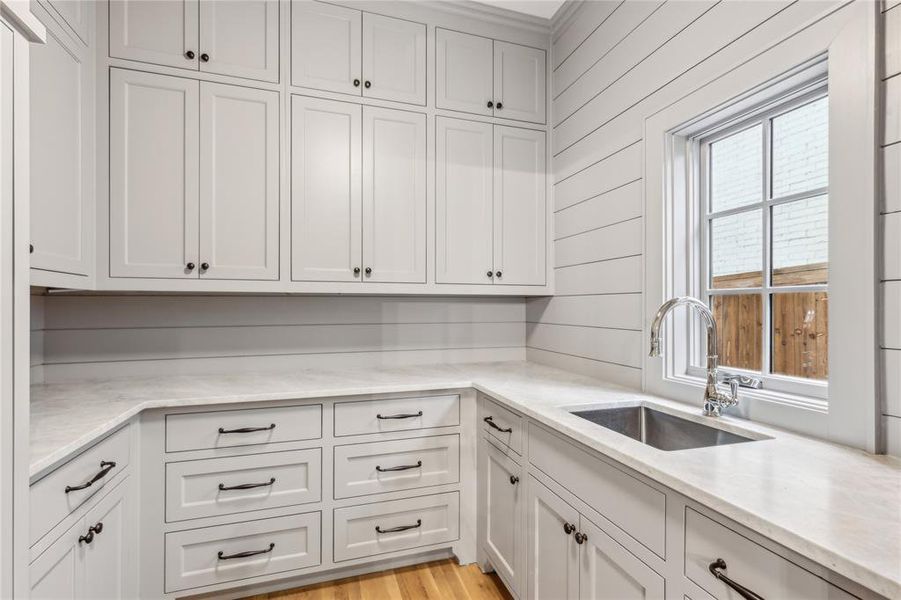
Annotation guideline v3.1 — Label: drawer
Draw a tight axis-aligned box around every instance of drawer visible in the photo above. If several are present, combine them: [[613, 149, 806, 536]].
[[164, 512, 321, 593], [165, 404, 322, 452], [30, 426, 130, 545], [334, 435, 460, 499], [334, 394, 459, 437], [529, 423, 666, 558], [165, 449, 322, 522], [684, 508, 857, 600], [479, 396, 523, 454], [333, 492, 459, 562]]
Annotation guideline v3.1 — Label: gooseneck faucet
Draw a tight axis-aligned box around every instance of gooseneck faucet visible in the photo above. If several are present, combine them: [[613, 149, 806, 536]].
[[649, 297, 746, 417]]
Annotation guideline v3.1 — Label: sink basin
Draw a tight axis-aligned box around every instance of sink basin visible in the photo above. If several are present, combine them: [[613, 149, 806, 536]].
[[570, 405, 757, 451]]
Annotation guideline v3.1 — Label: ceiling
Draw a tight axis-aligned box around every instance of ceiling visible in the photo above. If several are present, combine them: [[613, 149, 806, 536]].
[[473, 0, 565, 20]]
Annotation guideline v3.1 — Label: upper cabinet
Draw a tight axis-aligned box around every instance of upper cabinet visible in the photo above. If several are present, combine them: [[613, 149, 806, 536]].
[[437, 29, 546, 124], [291, 2, 426, 106], [109, 0, 279, 82]]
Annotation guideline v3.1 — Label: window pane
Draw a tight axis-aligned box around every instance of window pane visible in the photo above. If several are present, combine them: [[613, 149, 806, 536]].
[[710, 210, 762, 289], [712, 294, 762, 371], [772, 195, 828, 286], [772, 292, 828, 380], [771, 96, 828, 198], [709, 125, 762, 213]]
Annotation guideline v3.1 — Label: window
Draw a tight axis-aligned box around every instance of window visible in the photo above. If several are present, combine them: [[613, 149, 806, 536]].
[[693, 89, 829, 398]]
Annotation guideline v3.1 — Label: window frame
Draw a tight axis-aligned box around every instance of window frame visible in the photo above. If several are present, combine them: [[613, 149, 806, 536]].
[[688, 85, 829, 400]]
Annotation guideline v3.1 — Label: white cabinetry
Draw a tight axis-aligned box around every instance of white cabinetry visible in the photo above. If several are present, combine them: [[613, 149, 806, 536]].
[[437, 29, 546, 124], [291, 2, 425, 105], [481, 439, 524, 595], [526, 476, 579, 600], [29, 2, 92, 280], [110, 69, 279, 280], [291, 96, 426, 283], [110, 0, 279, 82], [437, 117, 546, 286]]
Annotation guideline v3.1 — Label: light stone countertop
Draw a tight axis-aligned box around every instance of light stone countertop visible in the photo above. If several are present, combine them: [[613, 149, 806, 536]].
[[30, 361, 901, 597]]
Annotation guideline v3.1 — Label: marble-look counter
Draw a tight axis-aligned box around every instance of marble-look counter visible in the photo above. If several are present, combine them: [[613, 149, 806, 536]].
[[31, 361, 901, 597]]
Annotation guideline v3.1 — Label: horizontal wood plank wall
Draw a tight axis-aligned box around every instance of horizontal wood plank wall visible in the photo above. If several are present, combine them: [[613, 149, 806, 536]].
[[527, 0, 850, 391], [884, 1, 901, 456], [35, 295, 526, 382]]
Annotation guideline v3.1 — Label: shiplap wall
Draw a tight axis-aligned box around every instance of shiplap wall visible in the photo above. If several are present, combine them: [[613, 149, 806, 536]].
[[882, 1, 901, 456], [30, 295, 526, 383]]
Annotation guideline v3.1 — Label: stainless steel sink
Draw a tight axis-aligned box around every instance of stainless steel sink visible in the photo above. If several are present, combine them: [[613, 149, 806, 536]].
[[570, 405, 757, 451]]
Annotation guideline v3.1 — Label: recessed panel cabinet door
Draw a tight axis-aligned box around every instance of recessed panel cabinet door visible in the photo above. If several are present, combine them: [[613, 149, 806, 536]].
[[81, 479, 135, 599], [578, 515, 664, 600], [362, 13, 425, 105], [483, 440, 524, 595], [527, 477, 580, 600], [436, 28, 493, 117], [291, 95, 362, 282], [291, 1, 361, 95], [494, 126, 546, 286], [199, 83, 279, 281], [109, 69, 200, 278], [199, 0, 279, 82], [362, 106, 426, 283], [29, 21, 90, 276], [436, 117, 493, 284], [494, 41, 546, 124], [109, 0, 199, 70], [29, 520, 79, 598]]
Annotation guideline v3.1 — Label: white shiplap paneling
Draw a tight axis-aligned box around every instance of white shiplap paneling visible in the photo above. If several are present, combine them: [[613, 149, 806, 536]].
[[885, 2, 901, 455], [884, 142, 900, 214]]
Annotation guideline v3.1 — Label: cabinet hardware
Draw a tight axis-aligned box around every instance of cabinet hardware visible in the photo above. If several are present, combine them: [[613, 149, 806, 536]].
[[186, 262, 196, 271], [376, 519, 422, 534], [496, 102, 503, 110], [483, 416, 512, 433], [574, 531, 587, 544], [509, 475, 519, 485], [376, 460, 422, 472], [185, 50, 195, 59], [78, 522, 103, 545], [364, 80, 371, 88], [218, 543, 275, 560], [219, 477, 276, 491], [354, 79, 361, 87], [708, 559, 765, 600], [91, 522, 103, 536], [29, 244, 33, 254], [65, 461, 116, 493], [487, 100, 494, 108], [200, 262, 210, 271], [487, 270, 493, 278], [365, 267, 372, 275], [563, 522, 575, 535], [376, 410, 422, 420], [353, 267, 361, 275], [495, 271, 502, 278], [218, 423, 276, 434], [200, 53, 210, 62]]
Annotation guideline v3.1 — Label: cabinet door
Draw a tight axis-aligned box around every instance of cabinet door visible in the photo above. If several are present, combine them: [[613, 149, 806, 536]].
[[29, 14, 90, 276], [290, 1, 361, 95], [578, 515, 664, 600], [483, 440, 524, 595], [48, 0, 90, 45], [109, 0, 199, 70], [362, 106, 426, 283], [527, 477, 580, 600], [493, 126, 546, 285], [494, 41, 546, 124], [199, 0, 279, 82], [435, 117, 493, 284], [199, 83, 279, 281], [81, 479, 136, 599], [436, 28, 493, 117], [109, 69, 200, 278], [362, 13, 425, 105], [29, 520, 81, 599], [290, 95, 362, 282]]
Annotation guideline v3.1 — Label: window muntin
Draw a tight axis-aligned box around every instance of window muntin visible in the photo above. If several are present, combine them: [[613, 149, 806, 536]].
[[696, 90, 829, 392]]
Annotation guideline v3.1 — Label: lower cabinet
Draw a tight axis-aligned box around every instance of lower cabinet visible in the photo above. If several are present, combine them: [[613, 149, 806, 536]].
[[30, 477, 135, 599], [526, 476, 664, 600], [480, 437, 524, 595]]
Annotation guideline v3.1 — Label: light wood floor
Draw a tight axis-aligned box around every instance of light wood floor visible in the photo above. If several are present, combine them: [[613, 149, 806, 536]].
[[242, 559, 512, 600]]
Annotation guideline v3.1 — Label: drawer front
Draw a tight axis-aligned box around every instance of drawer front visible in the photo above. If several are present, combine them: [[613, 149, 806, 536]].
[[334, 435, 460, 499], [164, 512, 321, 593], [334, 394, 460, 437], [30, 426, 131, 545], [333, 492, 459, 562], [166, 404, 322, 452], [166, 449, 322, 522], [684, 508, 857, 600], [479, 396, 523, 454], [529, 423, 666, 558]]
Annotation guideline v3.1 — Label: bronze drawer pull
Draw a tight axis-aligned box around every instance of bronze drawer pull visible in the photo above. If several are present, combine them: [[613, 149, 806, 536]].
[[218, 543, 275, 560], [65, 461, 116, 493], [709, 559, 765, 600], [218, 424, 275, 434], [376, 411, 423, 420], [375, 519, 422, 534], [376, 461, 422, 472], [483, 416, 512, 433], [218, 477, 276, 491]]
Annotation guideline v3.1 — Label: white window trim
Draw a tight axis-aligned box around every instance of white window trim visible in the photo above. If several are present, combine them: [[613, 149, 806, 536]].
[[643, 2, 879, 450]]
